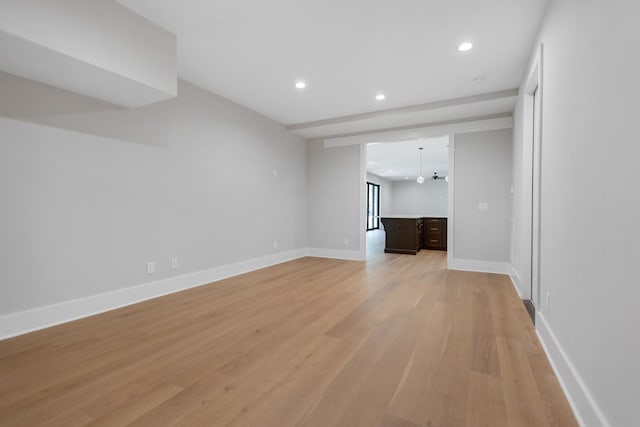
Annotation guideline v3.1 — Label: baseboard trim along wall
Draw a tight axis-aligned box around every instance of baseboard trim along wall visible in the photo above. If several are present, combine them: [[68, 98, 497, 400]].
[[447, 258, 510, 274], [306, 248, 364, 261], [536, 313, 611, 427], [0, 248, 308, 340]]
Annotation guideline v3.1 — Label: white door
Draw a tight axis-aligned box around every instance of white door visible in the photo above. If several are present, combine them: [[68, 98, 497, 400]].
[[531, 86, 541, 308]]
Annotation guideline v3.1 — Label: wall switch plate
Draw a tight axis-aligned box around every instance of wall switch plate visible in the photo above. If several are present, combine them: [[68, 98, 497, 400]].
[[273, 169, 278, 177], [478, 202, 489, 211], [273, 240, 278, 249], [546, 292, 551, 312], [171, 258, 178, 269], [343, 238, 349, 246], [147, 262, 155, 274]]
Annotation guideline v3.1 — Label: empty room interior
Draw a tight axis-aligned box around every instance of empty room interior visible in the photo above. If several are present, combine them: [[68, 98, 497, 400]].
[[0, 1, 637, 426]]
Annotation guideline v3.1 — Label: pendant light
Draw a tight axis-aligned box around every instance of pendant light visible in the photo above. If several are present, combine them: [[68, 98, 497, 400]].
[[416, 147, 425, 184]]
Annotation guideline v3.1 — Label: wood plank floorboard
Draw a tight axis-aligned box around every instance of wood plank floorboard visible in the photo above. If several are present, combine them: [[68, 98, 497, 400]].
[[0, 252, 576, 426]]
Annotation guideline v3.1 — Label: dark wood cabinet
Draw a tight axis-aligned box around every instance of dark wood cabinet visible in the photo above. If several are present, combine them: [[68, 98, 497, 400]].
[[380, 217, 423, 255], [422, 217, 447, 250]]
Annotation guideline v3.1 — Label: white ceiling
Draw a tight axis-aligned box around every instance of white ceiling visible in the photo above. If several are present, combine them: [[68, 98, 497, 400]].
[[116, 0, 547, 128], [367, 136, 449, 181]]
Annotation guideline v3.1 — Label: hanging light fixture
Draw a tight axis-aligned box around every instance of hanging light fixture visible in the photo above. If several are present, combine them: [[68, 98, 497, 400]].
[[416, 147, 425, 184]]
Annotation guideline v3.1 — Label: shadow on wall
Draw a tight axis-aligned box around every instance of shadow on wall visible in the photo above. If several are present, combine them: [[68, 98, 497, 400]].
[[0, 70, 170, 148]]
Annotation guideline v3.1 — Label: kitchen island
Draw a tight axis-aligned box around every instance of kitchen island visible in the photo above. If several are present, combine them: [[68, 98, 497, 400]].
[[380, 217, 423, 255], [380, 216, 448, 254]]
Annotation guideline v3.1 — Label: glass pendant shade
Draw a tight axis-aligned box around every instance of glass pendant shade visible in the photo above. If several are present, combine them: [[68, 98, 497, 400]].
[[417, 147, 424, 184]]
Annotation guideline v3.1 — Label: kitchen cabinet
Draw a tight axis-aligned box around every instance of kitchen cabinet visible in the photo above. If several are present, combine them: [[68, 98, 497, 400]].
[[422, 217, 447, 250]]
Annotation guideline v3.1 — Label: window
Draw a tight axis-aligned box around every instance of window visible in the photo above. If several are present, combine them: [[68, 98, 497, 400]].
[[366, 182, 380, 231]]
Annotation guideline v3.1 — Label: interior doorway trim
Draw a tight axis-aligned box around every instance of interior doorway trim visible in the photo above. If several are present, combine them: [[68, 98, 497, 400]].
[[523, 44, 544, 310], [446, 134, 455, 268], [345, 119, 511, 262]]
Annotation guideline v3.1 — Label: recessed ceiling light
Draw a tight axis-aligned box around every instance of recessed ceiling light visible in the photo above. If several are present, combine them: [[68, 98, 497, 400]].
[[295, 81, 306, 89], [405, 177, 409, 180], [376, 94, 386, 101], [458, 42, 473, 52]]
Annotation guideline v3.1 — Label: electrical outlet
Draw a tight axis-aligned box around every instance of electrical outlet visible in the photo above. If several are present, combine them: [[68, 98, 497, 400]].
[[478, 202, 489, 211], [273, 240, 278, 249], [171, 258, 178, 269], [343, 238, 349, 246], [147, 262, 155, 274]]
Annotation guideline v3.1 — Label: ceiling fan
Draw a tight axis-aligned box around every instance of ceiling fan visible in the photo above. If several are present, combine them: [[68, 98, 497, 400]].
[[432, 172, 448, 182]]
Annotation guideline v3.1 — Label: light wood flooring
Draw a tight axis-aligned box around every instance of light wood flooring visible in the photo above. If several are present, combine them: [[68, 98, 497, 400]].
[[0, 251, 576, 426]]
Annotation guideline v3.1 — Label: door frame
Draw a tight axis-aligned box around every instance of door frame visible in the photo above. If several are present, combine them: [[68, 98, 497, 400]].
[[523, 44, 544, 308], [330, 118, 512, 262]]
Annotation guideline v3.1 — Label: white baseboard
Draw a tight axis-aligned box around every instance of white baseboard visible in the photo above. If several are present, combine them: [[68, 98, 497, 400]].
[[536, 313, 611, 427], [306, 247, 364, 261], [509, 266, 523, 298], [0, 248, 307, 340], [448, 258, 510, 274]]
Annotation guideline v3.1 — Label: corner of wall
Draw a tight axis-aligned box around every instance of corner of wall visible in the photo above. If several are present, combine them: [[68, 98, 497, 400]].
[[509, 265, 523, 298]]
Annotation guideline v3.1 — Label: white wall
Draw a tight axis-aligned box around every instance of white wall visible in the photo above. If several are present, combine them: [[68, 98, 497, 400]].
[[453, 129, 512, 264], [511, 1, 640, 425], [366, 172, 392, 216], [0, 72, 306, 317], [307, 140, 363, 258], [391, 179, 447, 217]]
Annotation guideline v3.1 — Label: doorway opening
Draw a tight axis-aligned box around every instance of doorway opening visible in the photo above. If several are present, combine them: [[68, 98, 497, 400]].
[[531, 84, 542, 311], [520, 43, 543, 323], [364, 137, 450, 259]]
